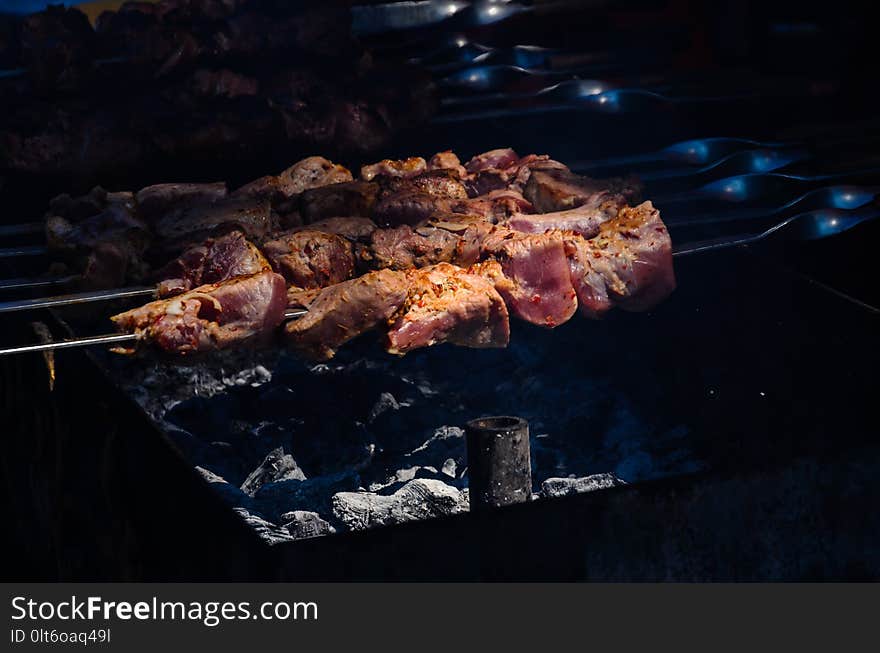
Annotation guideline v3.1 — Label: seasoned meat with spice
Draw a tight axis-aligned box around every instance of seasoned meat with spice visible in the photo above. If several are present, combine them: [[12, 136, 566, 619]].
[[386, 262, 509, 355], [361, 157, 427, 181], [565, 201, 675, 318], [112, 270, 287, 355], [284, 269, 409, 360], [455, 224, 579, 327]]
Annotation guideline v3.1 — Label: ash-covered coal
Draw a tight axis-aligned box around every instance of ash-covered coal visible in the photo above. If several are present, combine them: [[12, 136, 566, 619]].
[[95, 318, 699, 544]]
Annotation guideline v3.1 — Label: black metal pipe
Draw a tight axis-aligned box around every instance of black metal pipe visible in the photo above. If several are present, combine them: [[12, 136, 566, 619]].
[[465, 416, 532, 511]]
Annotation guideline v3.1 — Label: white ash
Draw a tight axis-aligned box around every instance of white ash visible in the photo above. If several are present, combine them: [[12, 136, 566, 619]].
[[540, 473, 626, 498], [332, 479, 469, 532], [89, 326, 700, 544]]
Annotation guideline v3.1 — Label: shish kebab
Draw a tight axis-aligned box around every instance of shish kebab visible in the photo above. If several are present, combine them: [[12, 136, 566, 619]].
[[0, 148, 641, 307], [0, 149, 672, 358]]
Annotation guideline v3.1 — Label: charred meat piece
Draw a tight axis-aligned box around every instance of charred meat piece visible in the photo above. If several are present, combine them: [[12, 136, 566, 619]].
[[524, 168, 641, 213], [565, 201, 675, 318], [262, 230, 355, 289], [456, 225, 579, 328], [386, 262, 509, 355], [153, 230, 271, 298], [233, 156, 352, 203], [285, 269, 409, 360], [505, 201, 622, 238], [135, 182, 228, 222], [112, 270, 288, 355], [300, 181, 379, 223], [153, 196, 273, 245], [359, 225, 460, 271], [361, 157, 427, 181]]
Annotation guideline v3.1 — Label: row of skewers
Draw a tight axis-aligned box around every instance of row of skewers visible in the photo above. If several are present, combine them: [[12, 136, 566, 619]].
[[0, 147, 675, 358]]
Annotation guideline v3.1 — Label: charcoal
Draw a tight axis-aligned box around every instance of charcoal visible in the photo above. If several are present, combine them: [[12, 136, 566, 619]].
[[540, 473, 625, 498], [367, 464, 454, 493], [253, 470, 361, 521], [280, 511, 336, 540], [196, 466, 254, 510], [367, 391, 401, 422], [232, 508, 293, 546], [332, 479, 468, 531], [402, 425, 466, 470], [241, 447, 306, 497]]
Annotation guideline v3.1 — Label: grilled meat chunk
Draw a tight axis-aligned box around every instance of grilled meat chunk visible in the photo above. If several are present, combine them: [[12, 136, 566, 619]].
[[136, 185, 226, 218], [48, 186, 130, 224], [361, 157, 427, 181], [292, 217, 377, 242], [153, 196, 273, 245], [386, 262, 509, 355], [373, 170, 469, 226], [300, 181, 379, 223], [153, 230, 270, 298], [112, 270, 287, 355], [360, 225, 460, 271], [233, 156, 353, 203], [285, 269, 409, 360], [464, 148, 521, 173], [261, 230, 355, 289], [457, 189, 533, 221], [456, 224, 578, 328], [505, 201, 621, 238], [45, 200, 151, 288], [462, 151, 565, 197], [428, 150, 466, 177], [524, 168, 641, 213], [565, 201, 675, 318], [136, 182, 228, 221]]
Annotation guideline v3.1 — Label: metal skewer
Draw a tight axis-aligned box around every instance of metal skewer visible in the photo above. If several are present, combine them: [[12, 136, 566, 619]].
[[0, 222, 43, 237], [0, 202, 875, 357], [1, 203, 877, 314], [0, 275, 78, 292], [0, 309, 309, 357], [0, 286, 157, 314], [0, 245, 48, 258]]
